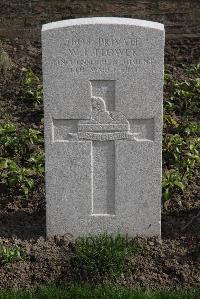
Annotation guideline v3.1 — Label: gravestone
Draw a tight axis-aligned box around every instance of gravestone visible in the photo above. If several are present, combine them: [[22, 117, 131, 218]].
[[42, 17, 165, 237]]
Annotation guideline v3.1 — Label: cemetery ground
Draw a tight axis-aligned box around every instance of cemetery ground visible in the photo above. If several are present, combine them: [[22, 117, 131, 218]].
[[0, 35, 199, 295]]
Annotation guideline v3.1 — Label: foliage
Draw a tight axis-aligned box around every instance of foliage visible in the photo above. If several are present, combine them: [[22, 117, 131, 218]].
[[162, 169, 185, 201], [162, 132, 200, 202], [71, 234, 139, 279], [28, 151, 45, 175], [22, 67, 43, 106], [164, 64, 200, 116], [162, 64, 200, 203], [0, 244, 26, 263], [162, 122, 200, 202], [0, 158, 34, 196], [0, 123, 44, 197], [0, 123, 43, 158], [173, 79, 199, 115], [163, 134, 200, 170]]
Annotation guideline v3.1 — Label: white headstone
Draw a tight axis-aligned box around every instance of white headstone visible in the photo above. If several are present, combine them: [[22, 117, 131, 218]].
[[42, 17, 164, 237]]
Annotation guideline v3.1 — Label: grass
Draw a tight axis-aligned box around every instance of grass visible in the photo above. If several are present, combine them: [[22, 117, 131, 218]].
[[71, 233, 139, 279], [0, 285, 199, 299]]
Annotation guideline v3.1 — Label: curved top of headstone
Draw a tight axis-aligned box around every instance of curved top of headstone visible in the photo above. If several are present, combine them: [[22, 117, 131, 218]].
[[42, 17, 164, 32]]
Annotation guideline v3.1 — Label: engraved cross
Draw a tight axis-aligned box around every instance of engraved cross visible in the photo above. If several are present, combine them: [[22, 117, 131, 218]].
[[53, 81, 154, 215]]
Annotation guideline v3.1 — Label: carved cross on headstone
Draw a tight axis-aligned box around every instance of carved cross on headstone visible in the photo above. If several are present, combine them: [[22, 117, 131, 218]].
[[53, 80, 154, 215]]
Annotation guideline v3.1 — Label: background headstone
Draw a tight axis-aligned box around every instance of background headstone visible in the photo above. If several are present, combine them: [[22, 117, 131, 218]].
[[42, 17, 165, 237]]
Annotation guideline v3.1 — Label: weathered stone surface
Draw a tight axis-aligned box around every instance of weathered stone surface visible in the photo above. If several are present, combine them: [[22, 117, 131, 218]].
[[42, 17, 164, 237]]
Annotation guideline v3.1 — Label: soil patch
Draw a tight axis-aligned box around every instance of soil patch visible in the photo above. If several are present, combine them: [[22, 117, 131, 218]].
[[0, 235, 199, 290]]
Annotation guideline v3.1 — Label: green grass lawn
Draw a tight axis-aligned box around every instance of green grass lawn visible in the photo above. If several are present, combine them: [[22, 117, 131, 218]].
[[0, 285, 199, 299]]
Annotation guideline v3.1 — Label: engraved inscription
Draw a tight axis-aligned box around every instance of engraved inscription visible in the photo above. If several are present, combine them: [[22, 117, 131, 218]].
[[78, 131, 129, 141], [45, 35, 154, 74], [78, 124, 129, 132], [94, 48, 136, 57], [49, 56, 153, 74], [60, 37, 141, 48]]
